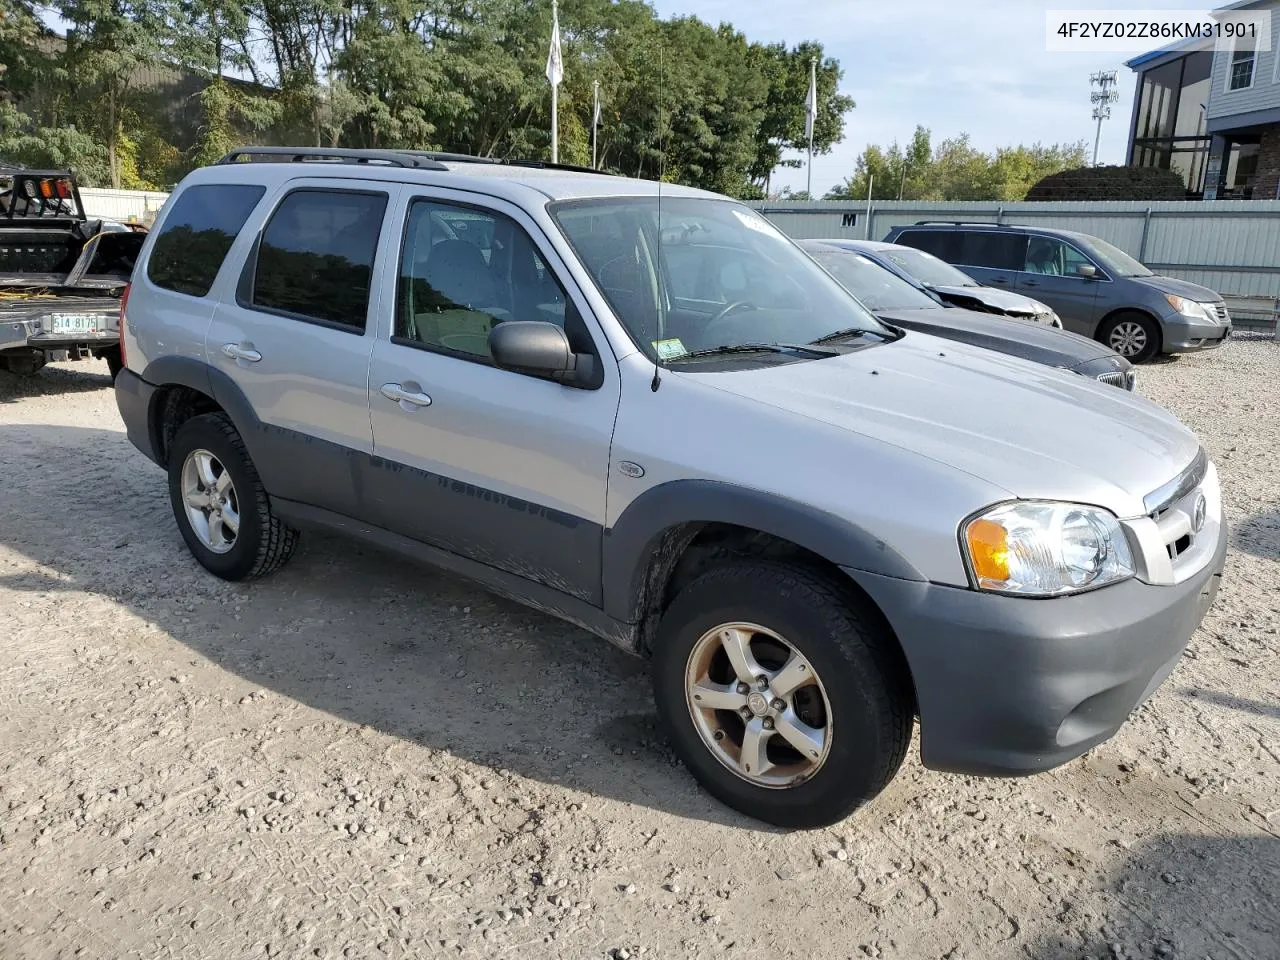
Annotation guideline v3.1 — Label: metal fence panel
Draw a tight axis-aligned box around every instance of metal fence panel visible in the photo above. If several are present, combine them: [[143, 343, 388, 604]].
[[751, 199, 1280, 298]]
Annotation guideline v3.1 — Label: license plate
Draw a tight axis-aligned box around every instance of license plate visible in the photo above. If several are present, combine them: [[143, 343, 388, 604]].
[[48, 313, 107, 334]]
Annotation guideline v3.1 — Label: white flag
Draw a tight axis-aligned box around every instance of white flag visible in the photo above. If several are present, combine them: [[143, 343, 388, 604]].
[[545, 9, 564, 88], [804, 58, 818, 141], [592, 82, 602, 128]]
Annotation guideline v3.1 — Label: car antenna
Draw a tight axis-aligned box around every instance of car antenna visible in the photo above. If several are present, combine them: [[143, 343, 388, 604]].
[[651, 44, 669, 394]]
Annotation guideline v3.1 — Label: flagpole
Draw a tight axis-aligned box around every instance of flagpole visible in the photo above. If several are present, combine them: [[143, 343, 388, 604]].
[[592, 79, 600, 170], [550, 0, 560, 164], [807, 57, 816, 198]]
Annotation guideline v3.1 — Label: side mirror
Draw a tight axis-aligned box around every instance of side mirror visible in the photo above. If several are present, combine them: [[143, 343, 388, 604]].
[[1075, 263, 1098, 279], [488, 321, 595, 387]]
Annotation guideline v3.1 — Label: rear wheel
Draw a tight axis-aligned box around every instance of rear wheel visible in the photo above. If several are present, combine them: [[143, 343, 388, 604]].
[[1100, 312, 1160, 363], [0, 350, 47, 377], [651, 560, 913, 829], [167, 412, 298, 580]]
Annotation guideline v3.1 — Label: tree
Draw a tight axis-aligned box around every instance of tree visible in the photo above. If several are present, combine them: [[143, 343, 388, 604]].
[[828, 128, 1087, 202]]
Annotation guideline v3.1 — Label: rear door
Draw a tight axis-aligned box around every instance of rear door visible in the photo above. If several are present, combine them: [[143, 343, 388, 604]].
[[206, 178, 401, 519], [1015, 234, 1104, 335], [952, 230, 1027, 289], [365, 189, 620, 605]]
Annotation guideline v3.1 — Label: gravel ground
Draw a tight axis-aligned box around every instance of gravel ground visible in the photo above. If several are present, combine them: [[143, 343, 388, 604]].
[[1, 342, 1277, 960]]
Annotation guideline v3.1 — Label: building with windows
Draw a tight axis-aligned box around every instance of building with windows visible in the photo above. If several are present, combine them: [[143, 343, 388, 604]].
[[1125, 0, 1280, 199]]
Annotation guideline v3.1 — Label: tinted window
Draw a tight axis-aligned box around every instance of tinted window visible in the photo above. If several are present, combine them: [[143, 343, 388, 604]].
[[251, 190, 387, 330], [956, 231, 1027, 270], [895, 229, 962, 262], [397, 200, 581, 363], [147, 184, 264, 297]]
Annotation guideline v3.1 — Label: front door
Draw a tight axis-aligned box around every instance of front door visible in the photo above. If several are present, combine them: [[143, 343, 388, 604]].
[[366, 190, 620, 605], [1015, 235, 1104, 335], [206, 179, 400, 518]]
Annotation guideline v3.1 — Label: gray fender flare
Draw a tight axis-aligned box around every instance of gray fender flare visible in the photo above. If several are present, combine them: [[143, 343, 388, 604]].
[[601, 480, 926, 623], [140, 355, 265, 466]]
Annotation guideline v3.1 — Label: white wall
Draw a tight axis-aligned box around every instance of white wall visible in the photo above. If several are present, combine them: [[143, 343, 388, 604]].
[[79, 187, 170, 224]]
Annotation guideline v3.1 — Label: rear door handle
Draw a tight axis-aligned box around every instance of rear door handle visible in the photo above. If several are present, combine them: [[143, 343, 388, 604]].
[[991, 277, 1010, 285], [1023, 280, 1040, 287], [380, 382, 433, 409], [221, 342, 262, 363]]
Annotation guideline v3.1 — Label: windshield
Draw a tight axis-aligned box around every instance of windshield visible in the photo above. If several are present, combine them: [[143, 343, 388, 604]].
[[810, 249, 941, 312], [881, 246, 980, 288], [1085, 236, 1154, 278], [549, 197, 887, 361]]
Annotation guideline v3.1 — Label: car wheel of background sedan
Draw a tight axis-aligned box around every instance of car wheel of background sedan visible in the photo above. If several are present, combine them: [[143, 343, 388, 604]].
[[1100, 312, 1159, 363], [167, 412, 298, 581], [651, 559, 913, 829]]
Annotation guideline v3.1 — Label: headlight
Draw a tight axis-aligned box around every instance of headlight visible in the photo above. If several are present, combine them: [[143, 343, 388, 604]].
[[1165, 294, 1212, 322], [962, 501, 1134, 596]]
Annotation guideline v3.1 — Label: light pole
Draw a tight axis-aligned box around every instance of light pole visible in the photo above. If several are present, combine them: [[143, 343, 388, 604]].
[[1090, 70, 1119, 167]]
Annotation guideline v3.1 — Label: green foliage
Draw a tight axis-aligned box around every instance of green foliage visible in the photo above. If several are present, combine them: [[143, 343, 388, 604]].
[[1026, 165, 1189, 201], [2, 0, 856, 197], [828, 127, 1089, 202]]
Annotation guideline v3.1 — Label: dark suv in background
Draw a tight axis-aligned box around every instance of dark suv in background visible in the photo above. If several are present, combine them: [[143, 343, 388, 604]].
[[884, 222, 1232, 363]]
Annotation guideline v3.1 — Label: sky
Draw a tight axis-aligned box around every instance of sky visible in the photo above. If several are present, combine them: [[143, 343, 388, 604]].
[[649, 0, 1219, 196]]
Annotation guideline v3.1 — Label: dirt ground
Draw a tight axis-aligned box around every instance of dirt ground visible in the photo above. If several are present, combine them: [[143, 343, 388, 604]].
[[1, 341, 1278, 960]]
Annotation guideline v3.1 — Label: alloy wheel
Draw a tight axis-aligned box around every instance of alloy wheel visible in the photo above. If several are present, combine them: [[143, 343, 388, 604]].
[[684, 622, 833, 788], [180, 449, 240, 554], [1108, 320, 1148, 358]]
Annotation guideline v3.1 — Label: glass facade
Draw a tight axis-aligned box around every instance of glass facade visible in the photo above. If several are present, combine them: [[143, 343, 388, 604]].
[[1130, 51, 1213, 197]]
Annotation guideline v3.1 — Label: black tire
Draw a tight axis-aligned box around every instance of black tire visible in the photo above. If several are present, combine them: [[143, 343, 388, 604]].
[[0, 350, 47, 376], [651, 560, 913, 829], [1099, 311, 1160, 363], [167, 412, 298, 581], [103, 347, 123, 380]]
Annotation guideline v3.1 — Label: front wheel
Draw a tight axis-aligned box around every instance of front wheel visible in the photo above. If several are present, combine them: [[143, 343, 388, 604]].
[[651, 560, 913, 829], [167, 412, 298, 581], [1100, 312, 1160, 363]]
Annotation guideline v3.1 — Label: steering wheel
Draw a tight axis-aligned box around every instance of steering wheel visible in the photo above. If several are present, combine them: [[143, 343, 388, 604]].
[[698, 301, 756, 347]]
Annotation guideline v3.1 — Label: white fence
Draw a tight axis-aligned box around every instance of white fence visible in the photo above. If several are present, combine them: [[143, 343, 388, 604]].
[[750, 199, 1280, 301], [80, 187, 170, 224]]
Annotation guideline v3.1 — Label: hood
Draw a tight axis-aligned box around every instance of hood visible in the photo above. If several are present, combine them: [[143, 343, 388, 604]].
[[1129, 273, 1222, 302], [926, 283, 1047, 317], [688, 331, 1198, 518], [875, 307, 1114, 367]]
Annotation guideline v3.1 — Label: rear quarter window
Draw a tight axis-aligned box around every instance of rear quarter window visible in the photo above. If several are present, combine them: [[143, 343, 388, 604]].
[[895, 229, 963, 263], [957, 231, 1028, 271], [147, 184, 266, 297]]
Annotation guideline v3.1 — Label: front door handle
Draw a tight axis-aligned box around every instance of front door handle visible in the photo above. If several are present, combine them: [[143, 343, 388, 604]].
[[991, 277, 1010, 285], [1023, 280, 1040, 287], [380, 382, 433, 409], [221, 342, 262, 363]]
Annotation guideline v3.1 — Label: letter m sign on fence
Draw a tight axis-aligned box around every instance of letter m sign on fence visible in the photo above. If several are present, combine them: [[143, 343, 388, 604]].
[[841, 213, 858, 228]]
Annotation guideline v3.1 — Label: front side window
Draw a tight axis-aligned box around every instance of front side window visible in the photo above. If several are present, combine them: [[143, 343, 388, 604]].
[[811, 250, 940, 311], [1023, 237, 1095, 277], [397, 199, 578, 362], [250, 189, 387, 331], [551, 198, 887, 360], [148, 183, 265, 297], [1085, 237, 1153, 278]]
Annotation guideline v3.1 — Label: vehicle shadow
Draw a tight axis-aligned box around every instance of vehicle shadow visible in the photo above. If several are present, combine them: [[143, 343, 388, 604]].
[[0, 422, 764, 829], [1232, 507, 1280, 561], [0, 362, 113, 402], [1029, 833, 1280, 959]]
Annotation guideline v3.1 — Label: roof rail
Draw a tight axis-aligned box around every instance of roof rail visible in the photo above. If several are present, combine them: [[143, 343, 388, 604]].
[[398, 151, 614, 176], [218, 147, 449, 170], [911, 220, 1003, 227]]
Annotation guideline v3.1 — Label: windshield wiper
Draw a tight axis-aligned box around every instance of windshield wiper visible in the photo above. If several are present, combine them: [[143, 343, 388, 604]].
[[671, 342, 839, 361], [808, 327, 898, 346]]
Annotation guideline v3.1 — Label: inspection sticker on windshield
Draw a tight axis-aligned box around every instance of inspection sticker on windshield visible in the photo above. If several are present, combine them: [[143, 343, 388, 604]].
[[652, 338, 687, 360]]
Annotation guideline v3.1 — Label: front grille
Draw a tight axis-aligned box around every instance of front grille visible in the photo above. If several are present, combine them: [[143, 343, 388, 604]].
[[1213, 303, 1230, 323], [1095, 370, 1137, 391]]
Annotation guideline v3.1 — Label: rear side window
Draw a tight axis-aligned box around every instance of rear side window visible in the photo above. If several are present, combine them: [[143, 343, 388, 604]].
[[895, 229, 962, 263], [957, 231, 1028, 271], [147, 184, 265, 297], [249, 189, 387, 331]]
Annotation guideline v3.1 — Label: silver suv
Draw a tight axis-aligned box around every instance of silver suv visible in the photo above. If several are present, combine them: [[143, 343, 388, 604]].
[[115, 148, 1227, 828]]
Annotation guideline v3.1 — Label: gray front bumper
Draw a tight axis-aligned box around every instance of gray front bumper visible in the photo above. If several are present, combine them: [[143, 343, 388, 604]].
[[848, 522, 1227, 776], [1162, 314, 1232, 353]]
